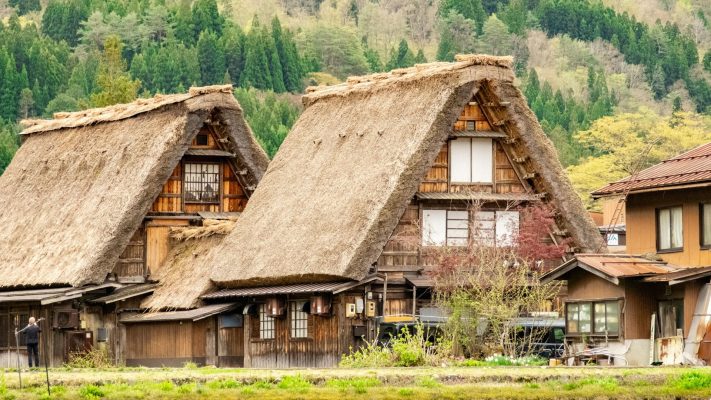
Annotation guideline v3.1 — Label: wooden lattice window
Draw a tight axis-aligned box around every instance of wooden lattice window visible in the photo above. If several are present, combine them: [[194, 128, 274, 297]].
[[0, 313, 8, 348], [290, 301, 309, 339], [259, 304, 275, 340], [184, 163, 220, 203]]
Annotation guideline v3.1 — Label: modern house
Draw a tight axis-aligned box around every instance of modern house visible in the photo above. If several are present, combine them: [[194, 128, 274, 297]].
[[200, 55, 603, 368], [544, 142, 711, 365], [0, 85, 269, 367]]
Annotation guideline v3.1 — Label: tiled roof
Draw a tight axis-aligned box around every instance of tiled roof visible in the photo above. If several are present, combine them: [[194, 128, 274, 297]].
[[593, 142, 711, 196]]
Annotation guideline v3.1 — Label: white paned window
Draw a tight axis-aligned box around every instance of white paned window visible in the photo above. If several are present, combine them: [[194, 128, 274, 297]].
[[703, 203, 711, 247], [184, 163, 220, 203], [495, 211, 520, 247], [657, 206, 683, 250], [259, 304, 275, 340], [449, 138, 493, 183], [290, 301, 309, 339], [423, 210, 470, 246], [423, 209, 447, 246], [473, 211, 520, 247]]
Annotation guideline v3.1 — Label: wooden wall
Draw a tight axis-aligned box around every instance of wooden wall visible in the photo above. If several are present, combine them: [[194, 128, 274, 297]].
[[246, 294, 371, 368], [377, 205, 420, 273], [566, 270, 624, 300], [113, 227, 146, 279], [626, 188, 711, 266], [123, 318, 216, 367]]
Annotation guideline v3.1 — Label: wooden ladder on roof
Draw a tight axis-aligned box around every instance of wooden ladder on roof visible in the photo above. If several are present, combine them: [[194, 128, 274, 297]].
[[598, 139, 661, 252]]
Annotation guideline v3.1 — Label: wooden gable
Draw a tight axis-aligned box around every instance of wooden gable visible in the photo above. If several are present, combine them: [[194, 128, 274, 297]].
[[418, 101, 527, 195], [150, 125, 249, 214]]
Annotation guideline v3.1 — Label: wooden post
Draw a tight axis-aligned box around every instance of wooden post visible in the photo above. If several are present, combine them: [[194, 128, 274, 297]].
[[243, 314, 251, 368], [14, 329, 22, 389], [412, 286, 417, 318], [383, 274, 388, 317], [649, 313, 656, 365]]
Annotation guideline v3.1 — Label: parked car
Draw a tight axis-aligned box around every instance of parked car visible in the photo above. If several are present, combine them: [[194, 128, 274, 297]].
[[508, 317, 565, 358]]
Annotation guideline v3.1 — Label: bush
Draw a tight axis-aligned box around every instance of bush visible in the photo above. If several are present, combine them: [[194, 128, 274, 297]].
[[340, 324, 450, 367], [276, 376, 311, 392], [66, 349, 114, 369]]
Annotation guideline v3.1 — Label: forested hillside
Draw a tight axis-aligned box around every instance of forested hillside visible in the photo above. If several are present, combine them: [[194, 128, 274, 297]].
[[1, 0, 711, 209]]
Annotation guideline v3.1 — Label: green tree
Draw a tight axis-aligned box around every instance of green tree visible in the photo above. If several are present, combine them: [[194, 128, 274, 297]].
[[386, 39, 416, 70], [0, 120, 19, 175], [498, 0, 528, 36], [196, 30, 226, 85], [437, 11, 477, 61], [439, 0, 487, 35], [704, 49, 711, 73], [173, 0, 195, 44], [90, 36, 141, 107], [364, 46, 382, 72], [240, 17, 272, 89], [479, 15, 513, 56], [298, 24, 368, 79], [192, 0, 224, 37], [272, 17, 302, 93], [9, 0, 40, 15]]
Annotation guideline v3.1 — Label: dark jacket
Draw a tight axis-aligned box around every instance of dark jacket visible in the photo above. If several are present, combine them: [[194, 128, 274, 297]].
[[23, 324, 41, 344]]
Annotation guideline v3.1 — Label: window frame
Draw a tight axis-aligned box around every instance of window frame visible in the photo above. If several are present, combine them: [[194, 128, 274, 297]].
[[700, 203, 711, 249], [289, 300, 310, 340], [565, 299, 622, 337], [183, 161, 222, 205], [656, 205, 684, 253], [257, 304, 275, 340], [448, 137, 494, 184], [422, 208, 521, 248]]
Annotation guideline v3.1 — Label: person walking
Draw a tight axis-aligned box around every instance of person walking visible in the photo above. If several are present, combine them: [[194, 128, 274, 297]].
[[22, 317, 41, 368]]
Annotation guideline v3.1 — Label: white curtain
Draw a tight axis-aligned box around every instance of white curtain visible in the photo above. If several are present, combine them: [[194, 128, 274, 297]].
[[671, 207, 683, 248], [704, 204, 711, 246], [658, 209, 671, 249]]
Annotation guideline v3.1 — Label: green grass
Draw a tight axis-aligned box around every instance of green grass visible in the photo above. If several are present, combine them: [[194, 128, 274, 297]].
[[1, 366, 711, 399]]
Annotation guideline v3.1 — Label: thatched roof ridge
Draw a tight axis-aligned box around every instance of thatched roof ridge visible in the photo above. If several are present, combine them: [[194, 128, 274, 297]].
[[208, 54, 602, 288], [21, 85, 235, 135], [304, 55, 514, 106], [142, 220, 236, 311], [0, 86, 268, 288]]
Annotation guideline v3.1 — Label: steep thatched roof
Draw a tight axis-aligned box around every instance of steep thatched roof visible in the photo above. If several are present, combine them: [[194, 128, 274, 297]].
[[0, 85, 268, 288], [208, 55, 603, 288], [141, 219, 236, 311]]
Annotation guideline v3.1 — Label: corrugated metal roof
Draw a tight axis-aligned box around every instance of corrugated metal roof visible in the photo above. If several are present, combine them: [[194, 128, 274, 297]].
[[120, 303, 237, 323], [594, 142, 711, 196], [406, 277, 434, 287], [92, 283, 157, 304], [415, 192, 542, 202], [576, 255, 673, 278], [0, 287, 71, 302], [202, 282, 354, 299], [642, 266, 711, 284]]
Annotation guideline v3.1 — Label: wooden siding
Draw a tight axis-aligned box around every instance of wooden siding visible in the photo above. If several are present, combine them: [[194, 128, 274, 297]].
[[124, 319, 215, 367], [145, 225, 172, 276], [223, 163, 248, 212], [566, 269, 624, 300], [151, 164, 183, 213], [246, 294, 371, 368], [418, 145, 448, 193], [112, 227, 145, 279], [377, 205, 420, 272], [626, 188, 711, 266]]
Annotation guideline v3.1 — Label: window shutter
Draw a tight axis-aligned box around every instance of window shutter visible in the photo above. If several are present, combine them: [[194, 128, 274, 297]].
[[470, 138, 493, 183], [495, 211, 519, 246], [450, 138, 472, 182]]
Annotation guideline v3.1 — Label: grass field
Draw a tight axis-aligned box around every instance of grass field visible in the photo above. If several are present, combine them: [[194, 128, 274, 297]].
[[2, 366, 711, 399]]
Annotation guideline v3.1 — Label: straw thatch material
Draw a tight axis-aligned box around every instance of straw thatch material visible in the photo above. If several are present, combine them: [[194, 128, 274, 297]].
[[0, 86, 268, 288], [209, 55, 603, 288], [141, 220, 236, 310]]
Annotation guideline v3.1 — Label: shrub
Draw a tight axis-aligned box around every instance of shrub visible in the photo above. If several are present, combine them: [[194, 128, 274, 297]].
[[183, 361, 198, 369], [66, 348, 114, 369], [416, 376, 441, 388]]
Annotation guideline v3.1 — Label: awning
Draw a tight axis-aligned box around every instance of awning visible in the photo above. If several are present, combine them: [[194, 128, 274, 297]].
[[0, 287, 71, 303], [184, 149, 235, 157], [120, 303, 238, 323], [0, 283, 123, 304], [415, 192, 542, 202], [406, 277, 434, 288], [642, 266, 711, 285], [91, 283, 158, 304], [41, 283, 123, 305], [197, 211, 241, 220], [202, 276, 383, 300]]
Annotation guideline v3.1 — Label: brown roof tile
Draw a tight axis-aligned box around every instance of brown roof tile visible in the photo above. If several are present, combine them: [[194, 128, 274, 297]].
[[593, 142, 711, 196]]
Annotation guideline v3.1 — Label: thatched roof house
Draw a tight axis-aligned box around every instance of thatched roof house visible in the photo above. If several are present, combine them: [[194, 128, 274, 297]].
[[208, 55, 603, 288], [0, 85, 268, 288]]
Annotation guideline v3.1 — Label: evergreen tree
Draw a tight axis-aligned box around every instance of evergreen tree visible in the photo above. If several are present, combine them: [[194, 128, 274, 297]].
[[498, 0, 528, 36], [90, 36, 141, 107], [438, 0, 487, 35], [222, 25, 245, 87], [704, 49, 711, 73], [173, 0, 195, 44], [271, 17, 302, 93], [414, 49, 427, 64], [196, 30, 226, 85], [192, 0, 224, 37], [9, 0, 40, 15], [240, 17, 272, 89], [364, 46, 382, 72], [386, 39, 416, 70], [263, 25, 286, 93]]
